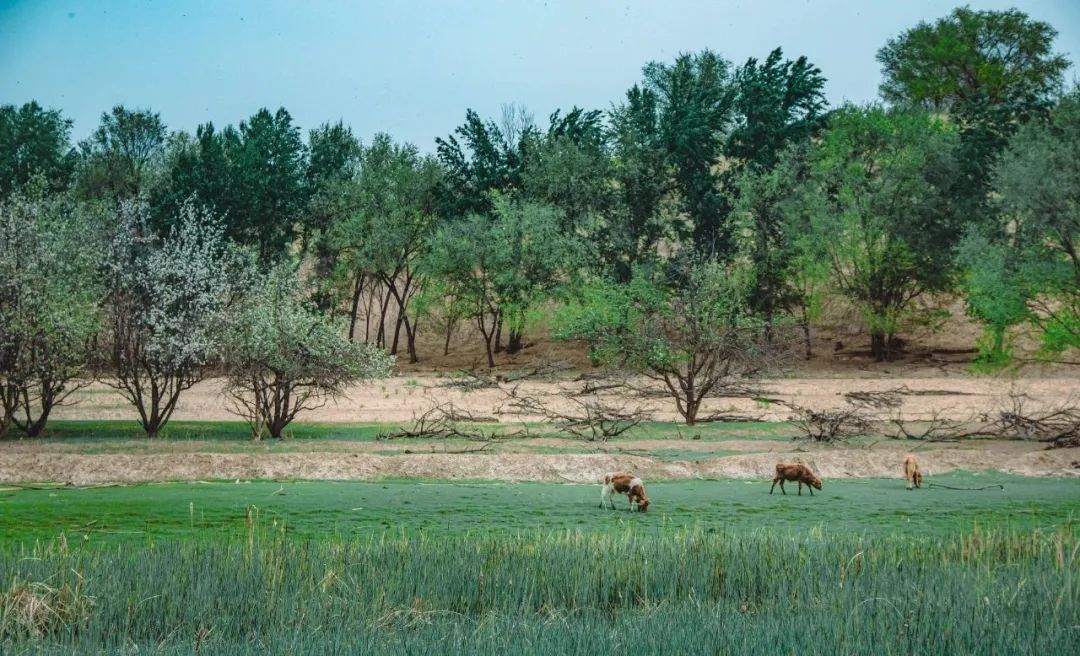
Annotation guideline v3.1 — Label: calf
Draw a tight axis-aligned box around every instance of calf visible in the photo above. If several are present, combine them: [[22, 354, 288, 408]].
[[769, 463, 822, 496], [600, 472, 650, 512], [904, 455, 923, 490]]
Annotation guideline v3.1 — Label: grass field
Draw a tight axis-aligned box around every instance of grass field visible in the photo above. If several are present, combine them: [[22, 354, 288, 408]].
[[1, 421, 1077, 654], [0, 474, 1077, 545], [0, 525, 1076, 654]]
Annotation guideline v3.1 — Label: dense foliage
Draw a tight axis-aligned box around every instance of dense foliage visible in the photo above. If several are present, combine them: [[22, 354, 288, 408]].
[[0, 5, 1076, 437]]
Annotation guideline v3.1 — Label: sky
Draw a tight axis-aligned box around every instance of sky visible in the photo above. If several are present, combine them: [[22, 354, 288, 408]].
[[2, 0, 1078, 151]]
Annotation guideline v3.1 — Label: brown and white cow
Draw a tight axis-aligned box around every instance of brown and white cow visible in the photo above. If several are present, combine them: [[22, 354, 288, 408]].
[[600, 472, 650, 512], [769, 463, 823, 496]]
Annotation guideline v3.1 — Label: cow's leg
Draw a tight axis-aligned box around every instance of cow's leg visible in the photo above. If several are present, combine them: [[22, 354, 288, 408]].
[[808, 484, 814, 497], [770, 478, 778, 494], [779, 480, 787, 495], [600, 484, 613, 509], [797, 481, 803, 496]]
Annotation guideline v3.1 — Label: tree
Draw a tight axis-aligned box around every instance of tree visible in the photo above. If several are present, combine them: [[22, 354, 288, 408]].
[[731, 144, 814, 344], [76, 105, 167, 200], [877, 7, 1069, 221], [557, 257, 785, 425], [426, 197, 578, 367], [727, 48, 827, 171], [0, 102, 75, 199], [523, 107, 611, 232], [972, 90, 1080, 359], [436, 105, 536, 218], [321, 134, 442, 361], [101, 199, 241, 437], [228, 108, 309, 260], [0, 188, 100, 437], [604, 86, 674, 282], [304, 120, 362, 239], [794, 106, 960, 361], [158, 108, 308, 260], [725, 50, 826, 338], [641, 50, 736, 254], [224, 266, 392, 440]]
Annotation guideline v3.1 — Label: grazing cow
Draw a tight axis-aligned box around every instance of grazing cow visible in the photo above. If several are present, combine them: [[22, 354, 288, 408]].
[[600, 472, 650, 512], [904, 455, 923, 490], [769, 463, 823, 496]]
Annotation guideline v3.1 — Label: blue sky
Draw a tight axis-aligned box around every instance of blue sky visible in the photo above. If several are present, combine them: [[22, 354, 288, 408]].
[[2, 1, 1078, 150]]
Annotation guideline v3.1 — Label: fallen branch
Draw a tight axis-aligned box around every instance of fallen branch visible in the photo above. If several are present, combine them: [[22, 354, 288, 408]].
[[927, 482, 1004, 491]]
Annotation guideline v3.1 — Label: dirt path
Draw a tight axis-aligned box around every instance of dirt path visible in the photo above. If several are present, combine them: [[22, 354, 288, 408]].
[[50, 374, 1079, 424], [2, 441, 1076, 486]]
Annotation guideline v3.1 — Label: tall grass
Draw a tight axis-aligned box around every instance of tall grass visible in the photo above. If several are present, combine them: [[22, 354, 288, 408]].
[[0, 526, 1076, 654]]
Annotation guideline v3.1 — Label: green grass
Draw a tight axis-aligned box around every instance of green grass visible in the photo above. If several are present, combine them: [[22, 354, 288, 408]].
[[0, 527, 1075, 654], [1, 473, 1076, 546], [30, 418, 795, 444], [30, 420, 387, 443]]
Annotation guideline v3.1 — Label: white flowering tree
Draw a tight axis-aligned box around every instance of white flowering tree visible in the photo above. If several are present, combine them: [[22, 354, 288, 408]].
[[102, 199, 240, 437], [0, 189, 100, 437], [224, 266, 393, 440]]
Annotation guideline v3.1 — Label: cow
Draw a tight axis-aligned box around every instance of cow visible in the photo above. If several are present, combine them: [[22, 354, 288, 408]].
[[769, 463, 823, 496], [904, 455, 923, 490], [600, 472, 650, 512]]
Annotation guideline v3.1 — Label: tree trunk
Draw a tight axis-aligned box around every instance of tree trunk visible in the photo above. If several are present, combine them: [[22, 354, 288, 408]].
[[800, 306, 813, 360], [871, 332, 886, 362], [348, 272, 365, 342], [443, 316, 455, 356], [376, 285, 393, 349], [493, 312, 503, 354], [506, 329, 524, 355]]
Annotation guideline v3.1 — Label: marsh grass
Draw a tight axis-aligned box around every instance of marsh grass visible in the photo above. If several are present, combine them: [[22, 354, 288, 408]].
[[0, 523, 1076, 654]]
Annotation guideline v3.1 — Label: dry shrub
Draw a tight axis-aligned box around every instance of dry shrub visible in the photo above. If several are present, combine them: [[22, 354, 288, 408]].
[[0, 577, 93, 639]]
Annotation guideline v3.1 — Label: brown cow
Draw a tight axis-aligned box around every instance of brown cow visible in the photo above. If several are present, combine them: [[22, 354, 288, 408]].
[[904, 455, 923, 490], [600, 472, 650, 512], [769, 463, 822, 496]]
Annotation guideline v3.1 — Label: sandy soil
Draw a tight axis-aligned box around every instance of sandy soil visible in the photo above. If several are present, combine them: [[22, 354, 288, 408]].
[[15, 306, 1080, 485], [51, 373, 1078, 425], [2, 437, 1076, 486]]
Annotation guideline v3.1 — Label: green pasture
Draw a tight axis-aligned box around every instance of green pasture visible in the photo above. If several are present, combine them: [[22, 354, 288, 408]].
[[0, 473, 1076, 546]]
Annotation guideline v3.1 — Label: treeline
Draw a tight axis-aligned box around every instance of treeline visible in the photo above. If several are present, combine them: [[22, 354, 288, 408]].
[[1, 7, 1078, 437]]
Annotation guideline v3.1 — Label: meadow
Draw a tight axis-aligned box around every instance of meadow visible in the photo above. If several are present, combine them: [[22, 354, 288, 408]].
[[0, 471, 1077, 653], [1, 420, 1078, 654]]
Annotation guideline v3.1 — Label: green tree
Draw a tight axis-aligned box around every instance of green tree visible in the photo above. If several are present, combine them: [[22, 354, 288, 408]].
[[725, 50, 826, 335], [557, 257, 782, 426], [304, 120, 362, 239], [0, 188, 100, 437], [877, 7, 1069, 220], [974, 91, 1080, 358], [731, 144, 815, 344], [158, 108, 308, 260], [523, 107, 611, 232], [794, 106, 960, 361], [224, 265, 392, 440], [604, 86, 674, 282], [76, 105, 167, 200], [427, 197, 577, 366], [0, 102, 75, 199], [436, 105, 535, 218], [641, 50, 736, 254], [727, 48, 827, 171], [323, 134, 442, 362]]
